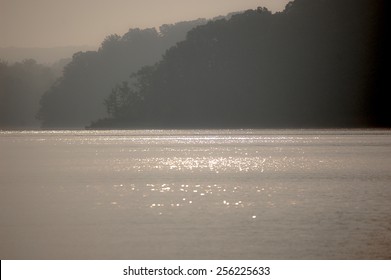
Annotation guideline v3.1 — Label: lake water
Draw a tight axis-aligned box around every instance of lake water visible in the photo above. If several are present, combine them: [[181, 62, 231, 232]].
[[0, 129, 390, 259]]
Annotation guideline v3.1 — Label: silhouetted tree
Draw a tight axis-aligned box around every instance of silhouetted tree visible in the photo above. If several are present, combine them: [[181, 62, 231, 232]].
[[104, 81, 143, 119]]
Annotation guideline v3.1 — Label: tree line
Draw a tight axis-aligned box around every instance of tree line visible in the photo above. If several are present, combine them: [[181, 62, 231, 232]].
[[2, 0, 389, 129], [89, 0, 389, 129], [1, 19, 207, 129]]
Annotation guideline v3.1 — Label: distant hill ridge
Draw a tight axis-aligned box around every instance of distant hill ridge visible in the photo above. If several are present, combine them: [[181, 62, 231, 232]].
[[0, 46, 95, 65], [1, 19, 209, 129]]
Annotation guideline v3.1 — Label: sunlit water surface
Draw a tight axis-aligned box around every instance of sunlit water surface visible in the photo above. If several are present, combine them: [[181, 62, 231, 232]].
[[0, 129, 390, 259]]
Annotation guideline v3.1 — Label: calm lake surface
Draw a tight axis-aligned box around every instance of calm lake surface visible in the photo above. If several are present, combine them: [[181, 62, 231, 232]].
[[1, 129, 390, 259]]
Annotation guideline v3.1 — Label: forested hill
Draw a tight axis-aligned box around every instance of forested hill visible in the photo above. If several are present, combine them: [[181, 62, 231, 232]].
[[88, 0, 389, 129], [36, 19, 207, 128], [0, 59, 57, 129]]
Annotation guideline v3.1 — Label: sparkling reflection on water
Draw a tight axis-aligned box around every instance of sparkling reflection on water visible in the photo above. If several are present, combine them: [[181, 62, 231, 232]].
[[0, 129, 391, 259]]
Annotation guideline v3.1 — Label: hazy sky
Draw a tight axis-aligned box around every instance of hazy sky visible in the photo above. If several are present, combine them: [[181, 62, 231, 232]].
[[0, 0, 290, 48]]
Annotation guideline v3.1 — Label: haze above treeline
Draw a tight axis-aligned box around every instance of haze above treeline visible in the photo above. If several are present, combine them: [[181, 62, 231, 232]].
[[0, 0, 289, 49], [0, 0, 389, 129]]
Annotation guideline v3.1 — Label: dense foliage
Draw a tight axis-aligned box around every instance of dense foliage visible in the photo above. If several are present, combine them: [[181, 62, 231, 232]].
[[91, 0, 388, 129]]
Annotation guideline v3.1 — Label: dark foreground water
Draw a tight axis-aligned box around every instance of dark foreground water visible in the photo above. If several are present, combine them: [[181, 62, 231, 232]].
[[0, 129, 390, 259]]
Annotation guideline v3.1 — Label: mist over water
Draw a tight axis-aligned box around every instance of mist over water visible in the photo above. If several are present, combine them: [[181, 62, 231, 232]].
[[0, 129, 390, 259]]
